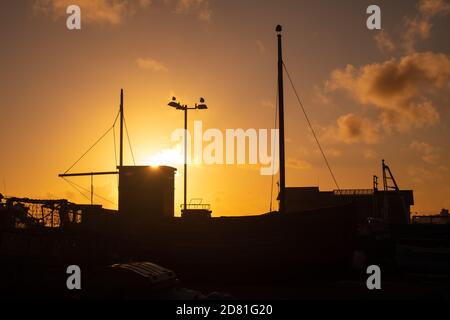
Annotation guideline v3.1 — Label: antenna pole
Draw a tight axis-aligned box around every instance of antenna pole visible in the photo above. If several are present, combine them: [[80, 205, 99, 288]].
[[184, 107, 188, 214], [119, 89, 124, 168], [91, 174, 94, 205], [276, 25, 286, 214]]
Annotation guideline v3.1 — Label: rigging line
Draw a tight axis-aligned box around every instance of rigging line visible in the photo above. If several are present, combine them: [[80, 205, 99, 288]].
[[69, 178, 117, 206], [63, 126, 114, 174], [282, 62, 341, 191], [123, 115, 136, 166], [112, 110, 120, 188], [269, 84, 279, 213], [64, 177, 117, 206], [62, 177, 91, 202], [113, 126, 118, 167], [112, 110, 120, 127], [112, 126, 119, 190], [64, 111, 120, 175]]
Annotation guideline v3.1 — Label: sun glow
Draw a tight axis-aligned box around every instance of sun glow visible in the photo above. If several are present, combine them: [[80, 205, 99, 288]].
[[145, 147, 184, 168]]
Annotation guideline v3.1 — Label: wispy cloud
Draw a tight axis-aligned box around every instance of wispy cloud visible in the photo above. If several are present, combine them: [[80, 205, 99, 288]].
[[372, 0, 450, 54], [410, 140, 446, 167], [256, 40, 266, 55], [136, 57, 168, 72], [173, 0, 213, 22], [419, 0, 450, 16], [407, 165, 442, 184], [33, 0, 139, 25], [33, 0, 213, 25], [260, 99, 275, 109], [407, 141, 448, 185], [287, 158, 312, 171], [374, 31, 396, 54], [363, 149, 378, 160]]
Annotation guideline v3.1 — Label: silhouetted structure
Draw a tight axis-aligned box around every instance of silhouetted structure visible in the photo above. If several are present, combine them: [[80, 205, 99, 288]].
[[1, 25, 449, 300], [284, 187, 413, 224], [181, 198, 212, 219], [413, 208, 450, 225], [119, 166, 176, 229]]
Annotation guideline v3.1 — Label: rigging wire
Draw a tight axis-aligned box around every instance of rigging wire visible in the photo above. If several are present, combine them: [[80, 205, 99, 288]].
[[62, 177, 117, 206], [282, 62, 341, 191], [112, 110, 120, 127], [269, 85, 279, 213], [62, 177, 91, 202], [62, 110, 121, 206], [63, 126, 114, 175], [124, 114, 136, 166], [113, 126, 118, 167], [112, 126, 119, 189], [113, 110, 121, 187], [63, 111, 120, 175]]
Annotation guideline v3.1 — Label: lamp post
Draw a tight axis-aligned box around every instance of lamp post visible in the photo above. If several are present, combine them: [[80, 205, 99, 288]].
[[167, 97, 208, 214]]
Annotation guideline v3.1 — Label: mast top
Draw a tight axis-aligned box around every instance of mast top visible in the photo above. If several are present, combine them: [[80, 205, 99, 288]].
[[276, 25, 282, 33]]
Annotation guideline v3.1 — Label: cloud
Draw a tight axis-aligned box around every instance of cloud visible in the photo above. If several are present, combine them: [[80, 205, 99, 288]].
[[409, 141, 449, 181], [33, 0, 212, 24], [136, 57, 168, 72], [407, 165, 441, 184], [418, 0, 450, 16], [173, 0, 212, 22], [374, 31, 396, 53], [260, 100, 275, 109], [256, 40, 266, 55], [139, 0, 153, 9], [410, 141, 442, 165], [403, 0, 450, 52], [312, 85, 331, 105], [197, 8, 212, 22], [403, 16, 432, 53], [287, 158, 312, 171], [363, 149, 377, 160], [321, 113, 380, 144], [371, 0, 450, 54], [326, 52, 450, 133], [326, 148, 342, 158], [33, 0, 139, 25]]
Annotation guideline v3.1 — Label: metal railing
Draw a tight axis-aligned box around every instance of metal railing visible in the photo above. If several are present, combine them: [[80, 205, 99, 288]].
[[181, 204, 211, 211], [181, 198, 211, 211], [412, 215, 450, 225], [333, 189, 374, 196]]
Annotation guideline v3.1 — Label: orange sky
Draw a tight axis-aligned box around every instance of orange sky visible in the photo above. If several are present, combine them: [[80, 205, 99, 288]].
[[1, 0, 449, 216]]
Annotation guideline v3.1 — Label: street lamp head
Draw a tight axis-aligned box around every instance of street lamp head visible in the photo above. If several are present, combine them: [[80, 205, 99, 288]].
[[168, 101, 182, 109], [196, 97, 207, 109]]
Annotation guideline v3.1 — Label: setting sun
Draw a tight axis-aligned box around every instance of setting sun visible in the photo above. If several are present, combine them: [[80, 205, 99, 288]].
[[145, 147, 184, 168]]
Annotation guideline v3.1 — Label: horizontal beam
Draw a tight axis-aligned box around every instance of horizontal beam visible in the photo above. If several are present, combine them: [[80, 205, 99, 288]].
[[59, 171, 119, 177]]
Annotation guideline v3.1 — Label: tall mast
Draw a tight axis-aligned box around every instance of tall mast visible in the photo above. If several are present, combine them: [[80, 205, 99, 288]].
[[119, 89, 124, 168], [276, 25, 286, 214]]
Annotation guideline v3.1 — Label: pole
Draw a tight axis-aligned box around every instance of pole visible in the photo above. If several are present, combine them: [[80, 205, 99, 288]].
[[119, 89, 124, 168], [59, 171, 118, 177], [276, 25, 286, 214], [90, 174, 93, 205], [184, 107, 188, 213]]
